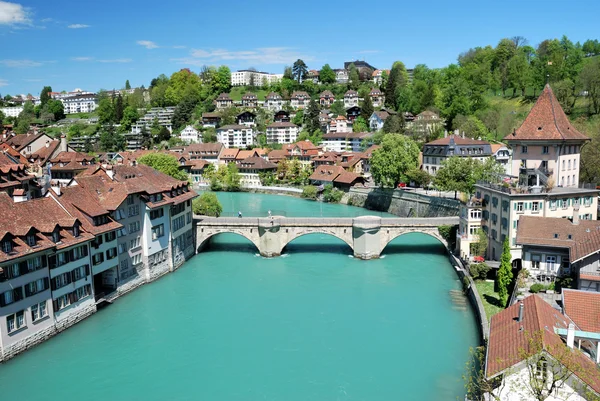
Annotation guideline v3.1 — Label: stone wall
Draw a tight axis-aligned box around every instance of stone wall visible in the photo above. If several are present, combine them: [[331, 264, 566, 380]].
[[344, 188, 460, 217]]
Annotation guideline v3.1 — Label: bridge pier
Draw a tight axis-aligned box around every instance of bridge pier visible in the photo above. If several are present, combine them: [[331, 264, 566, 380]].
[[352, 217, 382, 260], [258, 218, 283, 257]]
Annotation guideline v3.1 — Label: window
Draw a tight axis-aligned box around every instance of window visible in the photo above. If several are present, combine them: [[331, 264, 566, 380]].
[[186, 212, 192, 225], [568, 160, 571, 170], [546, 256, 557, 265], [93, 235, 103, 248], [7, 310, 25, 333], [522, 145, 528, 154], [56, 294, 70, 310], [531, 254, 541, 269], [128, 221, 140, 234], [550, 200, 557, 210], [118, 243, 127, 254], [27, 256, 41, 272], [76, 285, 90, 300], [27, 234, 36, 247], [8, 263, 20, 279], [2, 240, 12, 253], [31, 301, 47, 322], [73, 266, 87, 281], [132, 254, 142, 265], [150, 209, 164, 220], [173, 215, 185, 232], [127, 195, 134, 206], [120, 259, 129, 271], [105, 231, 116, 242], [129, 236, 141, 250], [536, 357, 548, 384], [517, 202, 524, 212], [25, 278, 47, 296], [128, 205, 140, 217], [92, 253, 104, 266], [106, 247, 117, 260], [532, 202, 539, 212], [542, 146, 549, 154], [73, 225, 80, 238], [151, 224, 164, 240], [116, 227, 127, 238]]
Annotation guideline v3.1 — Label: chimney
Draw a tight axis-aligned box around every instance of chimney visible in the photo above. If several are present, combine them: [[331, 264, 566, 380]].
[[444, 130, 448, 138], [59, 134, 67, 153], [517, 302, 524, 322], [45, 140, 50, 148], [462, 131, 465, 139], [573, 202, 580, 225], [567, 323, 575, 348]]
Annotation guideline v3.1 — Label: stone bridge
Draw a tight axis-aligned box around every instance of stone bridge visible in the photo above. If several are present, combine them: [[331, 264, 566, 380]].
[[195, 215, 458, 260]]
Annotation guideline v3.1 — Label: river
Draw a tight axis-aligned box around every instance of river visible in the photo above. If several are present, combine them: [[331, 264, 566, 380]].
[[0, 192, 479, 400]]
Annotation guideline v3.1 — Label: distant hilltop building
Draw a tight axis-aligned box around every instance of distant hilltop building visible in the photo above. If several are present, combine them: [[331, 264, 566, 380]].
[[231, 70, 283, 87]]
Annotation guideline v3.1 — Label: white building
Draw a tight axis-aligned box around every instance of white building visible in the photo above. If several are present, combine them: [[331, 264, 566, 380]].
[[231, 70, 283, 87], [335, 69, 349, 84], [328, 115, 352, 134], [61, 94, 98, 114], [266, 122, 299, 144], [321, 132, 371, 153], [1, 106, 24, 118], [264, 92, 285, 112], [180, 125, 201, 144], [216, 124, 254, 148], [343, 90, 359, 109]]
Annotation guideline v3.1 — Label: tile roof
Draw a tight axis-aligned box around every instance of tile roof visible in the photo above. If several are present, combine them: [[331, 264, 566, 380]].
[[216, 93, 232, 101], [562, 290, 600, 333], [3, 132, 46, 152], [202, 112, 221, 119], [322, 132, 371, 140], [505, 84, 589, 142], [426, 134, 490, 146], [363, 144, 381, 158], [490, 143, 505, 154], [238, 156, 277, 170], [236, 150, 258, 160], [219, 148, 239, 159], [320, 90, 334, 98], [486, 295, 600, 394], [266, 92, 282, 100], [267, 149, 287, 161], [186, 159, 210, 169], [344, 90, 358, 96], [334, 170, 363, 185], [267, 122, 298, 128], [242, 93, 257, 100], [516, 216, 600, 263], [309, 165, 346, 182], [291, 91, 310, 98], [185, 143, 223, 155], [49, 151, 95, 163], [27, 140, 60, 165], [217, 124, 249, 131]]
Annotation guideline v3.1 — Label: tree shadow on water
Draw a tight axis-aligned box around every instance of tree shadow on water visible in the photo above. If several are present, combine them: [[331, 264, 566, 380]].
[[382, 243, 446, 256]]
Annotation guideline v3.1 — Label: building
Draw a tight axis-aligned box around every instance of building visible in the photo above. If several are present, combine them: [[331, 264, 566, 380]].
[[485, 295, 600, 400], [372, 69, 389, 85], [321, 132, 371, 153], [282, 141, 319, 167], [273, 110, 290, 123], [131, 107, 176, 135], [230, 70, 282, 87], [344, 60, 377, 72], [0, 152, 41, 201], [290, 91, 310, 109], [369, 110, 391, 132], [237, 157, 277, 187], [505, 84, 589, 189], [179, 125, 201, 144], [319, 90, 335, 108], [346, 106, 361, 121], [562, 290, 600, 362], [328, 115, 352, 134], [185, 143, 223, 164], [422, 135, 492, 176], [201, 112, 221, 128], [0, 106, 23, 118], [368, 88, 385, 108], [237, 111, 256, 127], [216, 125, 254, 149], [335, 69, 349, 84], [61, 94, 98, 114], [309, 165, 363, 190], [241, 93, 258, 108], [491, 143, 512, 175], [517, 214, 600, 291], [215, 93, 233, 110], [306, 70, 319, 84], [188, 160, 210, 186], [266, 122, 299, 144], [344, 90, 359, 108], [49, 151, 97, 185], [264, 92, 284, 112], [405, 110, 444, 138]]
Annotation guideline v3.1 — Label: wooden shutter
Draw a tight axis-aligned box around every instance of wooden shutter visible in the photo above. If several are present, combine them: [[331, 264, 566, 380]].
[[85, 265, 90, 276], [70, 270, 76, 283], [48, 255, 57, 269], [19, 261, 27, 275], [43, 277, 49, 290], [83, 245, 89, 257], [51, 277, 57, 290]]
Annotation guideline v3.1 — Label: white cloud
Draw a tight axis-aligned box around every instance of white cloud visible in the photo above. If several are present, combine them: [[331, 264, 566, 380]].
[[172, 47, 313, 66], [0, 1, 30, 25], [71, 56, 93, 61], [67, 23, 90, 29], [0, 59, 42, 67], [98, 58, 132, 63], [137, 40, 158, 49], [0, 79, 8, 87]]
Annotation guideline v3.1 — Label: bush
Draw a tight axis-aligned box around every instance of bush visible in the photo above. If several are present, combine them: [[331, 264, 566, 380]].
[[322, 184, 343, 203], [469, 263, 491, 280], [438, 225, 458, 250], [301, 185, 318, 200], [556, 276, 575, 292], [192, 192, 222, 217], [529, 283, 546, 293]]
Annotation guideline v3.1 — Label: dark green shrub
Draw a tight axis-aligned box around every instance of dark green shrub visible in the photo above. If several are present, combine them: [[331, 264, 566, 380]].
[[529, 283, 545, 293], [469, 263, 491, 280]]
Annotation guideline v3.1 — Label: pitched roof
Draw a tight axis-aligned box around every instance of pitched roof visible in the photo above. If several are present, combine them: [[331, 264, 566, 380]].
[[185, 143, 223, 154], [202, 112, 221, 119], [334, 170, 363, 185], [242, 93, 257, 100], [291, 91, 310, 98], [267, 149, 287, 161], [320, 90, 334, 98], [216, 93, 232, 101], [219, 148, 239, 159], [217, 124, 248, 131], [309, 165, 345, 182], [266, 92, 282, 100], [486, 295, 600, 394], [505, 84, 589, 142], [267, 122, 298, 128], [344, 90, 358, 96], [3, 132, 47, 152], [369, 88, 382, 95], [426, 134, 490, 146], [562, 290, 600, 333], [490, 143, 506, 154], [322, 132, 371, 140], [516, 216, 600, 263], [49, 151, 95, 163], [238, 156, 276, 170], [363, 144, 381, 158], [27, 140, 60, 165]]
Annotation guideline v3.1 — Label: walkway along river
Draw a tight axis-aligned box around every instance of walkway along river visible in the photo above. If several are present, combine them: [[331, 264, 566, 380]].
[[0, 192, 479, 400]]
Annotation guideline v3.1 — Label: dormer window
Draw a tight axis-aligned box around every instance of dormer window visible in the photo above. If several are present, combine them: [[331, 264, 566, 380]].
[[73, 225, 80, 238], [27, 234, 36, 247], [52, 230, 60, 243], [553, 233, 559, 239], [2, 240, 12, 253]]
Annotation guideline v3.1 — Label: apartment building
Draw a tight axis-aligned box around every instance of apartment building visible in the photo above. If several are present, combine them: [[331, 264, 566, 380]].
[[328, 115, 353, 134], [215, 93, 233, 110], [321, 132, 371, 153], [216, 125, 254, 148], [61, 94, 98, 114], [369, 88, 385, 108], [180, 125, 201, 144], [319, 90, 335, 108], [343, 90, 359, 108], [185, 143, 223, 164], [237, 157, 277, 187], [231, 70, 282, 87], [422, 134, 492, 175], [241, 93, 258, 108], [264, 92, 284, 112], [266, 122, 299, 144], [0, 106, 23, 118], [290, 91, 311, 109]]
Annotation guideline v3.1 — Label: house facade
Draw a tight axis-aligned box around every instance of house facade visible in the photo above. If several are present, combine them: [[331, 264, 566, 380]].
[[237, 157, 277, 187], [290, 91, 310, 109], [61, 94, 98, 114], [264, 92, 284, 112], [344, 90, 359, 108], [180, 125, 201, 143], [241, 93, 258, 108], [216, 125, 254, 148], [266, 122, 299, 144], [321, 132, 370, 153], [369, 88, 385, 108], [319, 90, 335, 108], [422, 135, 492, 176], [215, 93, 233, 110]]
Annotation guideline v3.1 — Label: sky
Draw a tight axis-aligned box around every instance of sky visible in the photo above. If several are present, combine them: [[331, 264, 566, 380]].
[[0, 0, 599, 96]]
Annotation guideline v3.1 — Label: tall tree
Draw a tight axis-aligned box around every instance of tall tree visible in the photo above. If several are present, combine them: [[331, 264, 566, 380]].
[[382, 114, 404, 134], [40, 86, 52, 106], [360, 95, 374, 121], [580, 57, 600, 114], [385, 61, 409, 109], [283, 66, 293, 80], [114, 95, 124, 123], [330, 100, 345, 117], [319, 64, 335, 84], [352, 116, 368, 133], [292, 59, 308, 83], [496, 237, 513, 307], [370, 134, 420, 187], [303, 98, 320, 133], [125, 80, 131, 90], [434, 157, 504, 197], [138, 153, 188, 180], [348, 63, 360, 90]]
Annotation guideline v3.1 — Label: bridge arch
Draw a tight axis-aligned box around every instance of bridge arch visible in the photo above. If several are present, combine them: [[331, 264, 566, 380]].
[[196, 229, 261, 254], [380, 229, 448, 256], [278, 230, 354, 255]]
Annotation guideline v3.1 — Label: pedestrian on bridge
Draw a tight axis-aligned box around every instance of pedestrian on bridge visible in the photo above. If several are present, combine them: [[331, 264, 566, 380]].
[[238, 211, 242, 218], [268, 210, 272, 219]]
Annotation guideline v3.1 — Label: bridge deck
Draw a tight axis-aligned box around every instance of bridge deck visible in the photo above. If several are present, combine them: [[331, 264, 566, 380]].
[[195, 216, 458, 227]]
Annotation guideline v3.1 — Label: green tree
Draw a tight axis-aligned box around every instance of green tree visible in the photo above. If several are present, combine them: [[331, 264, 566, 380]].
[[120, 106, 139, 131], [137, 153, 188, 180], [225, 163, 241, 191], [360, 95, 374, 121], [125, 80, 131, 90], [46, 99, 65, 121], [165, 68, 202, 105], [40, 86, 52, 106], [496, 237, 513, 307], [404, 168, 431, 187], [192, 192, 222, 217], [348, 63, 360, 90], [319, 64, 335, 84], [382, 114, 404, 133], [385, 61, 409, 109], [202, 128, 217, 143], [352, 116, 368, 132], [172, 98, 198, 131], [579, 57, 600, 114], [473, 228, 488, 258], [155, 126, 172, 144], [303, 98, 320, 133], [150, 74, 170, 107], [114, 95, 124, 123], [292, 109, 304, 126], [97, 94, 115, 124], [301, 185, 318, 200], [371, 134, 420, 187], [434, 157, 504, 197], [292, 59, 308, 83], [283, 66, 293, 80], [330, 100, 345, 117]]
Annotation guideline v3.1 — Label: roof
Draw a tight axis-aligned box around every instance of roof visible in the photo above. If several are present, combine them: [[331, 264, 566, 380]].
[[490, 143, 506, 154], [291, 91, 310, 98], [4, 132, 47, 152], [27, 140, 60, 165], [369, 88, 382, 95], [309, 165, 345, 182], [49, 151, 95, 164], [216, 93, 232, 101], [217, 124, 249, 131], [185, 143, 223, 155], [266, 92, 282, 100], [426, 135, 490, 146], [322, 132, 371, 140], [320, 90, 334, 98], [267, 122, 298, 129], [418, 110, 440, 119], [344, 90, 358, 96], [238, 156, 276, 170], [242, 93, 257, 100], [363, 144, 381, 158], [202, 112, 221, 119], [562, 290, 600, 334], [267, 149, 287, 161], [505, 84, 589, 142], [486, 295, 600, 394], [334, 170, 363, 185], [219, 148, 239, 159], [516, 216, 600, 263], [372, 111, 390, 121]]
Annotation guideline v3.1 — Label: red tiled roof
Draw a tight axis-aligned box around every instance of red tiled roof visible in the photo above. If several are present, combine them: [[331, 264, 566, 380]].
[[486, 295, 600, 394], [580, 274, 600, 282], [238, 156, 276, 170], [220, 148, 239, 159], [309, 165, 345, 182], [505, 84, 589, 142], [334, 171, 363, 185], [267, 122, 298, 128], [562, 290, 600, 333], [426, 134, 490, 146]]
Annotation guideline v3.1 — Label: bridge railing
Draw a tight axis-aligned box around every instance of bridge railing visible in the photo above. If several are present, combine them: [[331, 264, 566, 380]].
[[219, 210, 287, 218]]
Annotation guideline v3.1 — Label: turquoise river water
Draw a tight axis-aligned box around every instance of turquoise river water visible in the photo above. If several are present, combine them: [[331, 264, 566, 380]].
[[0, 192, 479, 400]]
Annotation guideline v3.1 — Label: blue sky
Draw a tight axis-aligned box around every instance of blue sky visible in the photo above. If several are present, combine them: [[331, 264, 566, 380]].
[[1, 0, 599, 95]]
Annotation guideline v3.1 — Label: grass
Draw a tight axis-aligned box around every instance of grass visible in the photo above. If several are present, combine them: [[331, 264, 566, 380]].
[[474, 280, 504, 322], [229, 86, 269, 101]]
